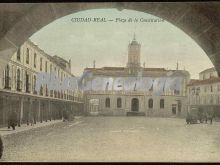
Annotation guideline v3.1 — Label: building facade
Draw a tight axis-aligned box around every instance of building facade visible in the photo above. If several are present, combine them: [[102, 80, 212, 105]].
[[0, 40, 84, 127], [83, 36, 190, 117], [199, 67, 218, 80], [187, 67, 220, 116]]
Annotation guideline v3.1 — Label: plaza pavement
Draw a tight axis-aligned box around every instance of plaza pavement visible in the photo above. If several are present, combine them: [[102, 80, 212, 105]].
[[1, 116, 220, 162]]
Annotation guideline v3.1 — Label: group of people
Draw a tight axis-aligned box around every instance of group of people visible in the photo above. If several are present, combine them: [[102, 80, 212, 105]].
[[198, 109, 215, 124], [186, 107, 215, 124]]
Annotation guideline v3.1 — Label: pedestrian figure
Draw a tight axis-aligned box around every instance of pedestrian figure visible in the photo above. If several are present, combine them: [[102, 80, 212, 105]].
[[8, 109, 18, 130], [205, 108, 214, 124]]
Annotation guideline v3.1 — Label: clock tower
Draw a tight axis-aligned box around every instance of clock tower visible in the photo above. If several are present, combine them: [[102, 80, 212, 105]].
[[127, 34, 141, 74]]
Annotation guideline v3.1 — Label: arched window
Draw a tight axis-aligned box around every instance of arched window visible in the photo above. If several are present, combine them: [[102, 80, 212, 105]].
[[117, 98, 122, 108], [148, 98, 153, 109], [105, 98, 110, 108], [160, 99, 164, 109]]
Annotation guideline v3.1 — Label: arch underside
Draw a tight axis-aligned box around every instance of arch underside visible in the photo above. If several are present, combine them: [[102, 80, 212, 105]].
[[0, 2, 220, 75]]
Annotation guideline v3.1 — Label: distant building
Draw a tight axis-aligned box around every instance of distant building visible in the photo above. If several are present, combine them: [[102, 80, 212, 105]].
[[187, 67, 220, 117], [199, 67, 218, 80], [83, 35, 190, 117], [0, 40, 83, 127]]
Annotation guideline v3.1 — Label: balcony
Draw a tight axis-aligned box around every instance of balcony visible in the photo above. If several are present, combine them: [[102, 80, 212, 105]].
[[16, 80, 22, 91], [4, 76, 11, 90], [26, 83, 31, 93]]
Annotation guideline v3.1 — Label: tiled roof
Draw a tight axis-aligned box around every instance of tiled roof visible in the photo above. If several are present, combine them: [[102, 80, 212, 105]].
[[84, 67, 189, 77], [85, 67, 166, 71], [143, 68, 166, 71], [187, 77, 220, 86]]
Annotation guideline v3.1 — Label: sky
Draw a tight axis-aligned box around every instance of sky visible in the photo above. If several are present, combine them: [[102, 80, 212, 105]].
[[30, 8, 214, 79]]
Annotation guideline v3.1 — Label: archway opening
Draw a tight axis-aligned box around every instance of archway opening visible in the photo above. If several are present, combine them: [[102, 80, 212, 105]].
[[28, 8, 214, 79]]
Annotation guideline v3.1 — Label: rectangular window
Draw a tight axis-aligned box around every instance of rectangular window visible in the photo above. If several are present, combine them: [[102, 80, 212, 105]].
[[196, 87, 200, 95], [50, 64, 52, 73], [17, 47, 21, 61], [45, 61, 47, 72], [34, 53, 37, 68], [26, 48, 29, 64], [40, 57, 42, 71], [61, 72, 63, 81], [160, 99, 164, 109]]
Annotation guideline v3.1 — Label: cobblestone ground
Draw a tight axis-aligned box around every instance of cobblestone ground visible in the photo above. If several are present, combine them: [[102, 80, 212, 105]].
[[1, 116, 220, 162]]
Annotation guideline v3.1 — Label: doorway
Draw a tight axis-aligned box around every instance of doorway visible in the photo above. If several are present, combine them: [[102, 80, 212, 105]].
[[172, 104, 177, 115], [131, 98, 139, 112]]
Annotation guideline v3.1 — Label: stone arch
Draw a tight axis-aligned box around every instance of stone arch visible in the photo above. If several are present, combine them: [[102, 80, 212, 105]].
[[1, 2, 220, 75]]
